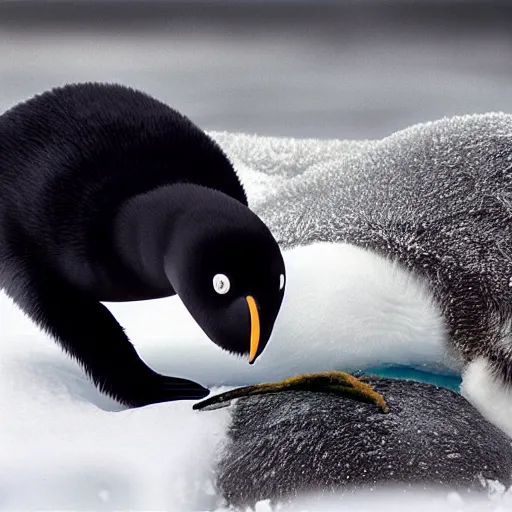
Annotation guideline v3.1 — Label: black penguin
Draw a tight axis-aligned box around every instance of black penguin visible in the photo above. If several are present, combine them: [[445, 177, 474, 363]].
[[0, 82, 286, 407]]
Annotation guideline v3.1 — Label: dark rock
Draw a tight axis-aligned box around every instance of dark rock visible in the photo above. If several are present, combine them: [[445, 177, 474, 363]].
[[214, 378, 512, 507]]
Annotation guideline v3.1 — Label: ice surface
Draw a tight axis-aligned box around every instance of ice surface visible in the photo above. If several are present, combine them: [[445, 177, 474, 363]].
[[1, 121, 512, 510]]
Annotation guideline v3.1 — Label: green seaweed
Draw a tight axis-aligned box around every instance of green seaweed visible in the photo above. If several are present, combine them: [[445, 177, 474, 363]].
[[193, 371, 389, 413]]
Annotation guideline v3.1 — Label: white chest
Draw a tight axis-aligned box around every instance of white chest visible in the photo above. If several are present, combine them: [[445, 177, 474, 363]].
[[264, 242, 458, 376]]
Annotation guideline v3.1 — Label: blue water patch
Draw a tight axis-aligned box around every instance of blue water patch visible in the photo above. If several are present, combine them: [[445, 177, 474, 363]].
[[360, 364, 462, 392]]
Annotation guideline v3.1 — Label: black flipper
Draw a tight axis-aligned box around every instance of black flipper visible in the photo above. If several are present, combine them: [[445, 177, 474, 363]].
[[3, 261, 210, 408]]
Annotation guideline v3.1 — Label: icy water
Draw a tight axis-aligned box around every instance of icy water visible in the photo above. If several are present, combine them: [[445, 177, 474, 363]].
[[0, 1, 511, 140]]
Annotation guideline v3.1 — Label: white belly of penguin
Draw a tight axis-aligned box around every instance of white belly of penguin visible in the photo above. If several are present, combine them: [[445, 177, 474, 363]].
[[264, 241, 458, 376]]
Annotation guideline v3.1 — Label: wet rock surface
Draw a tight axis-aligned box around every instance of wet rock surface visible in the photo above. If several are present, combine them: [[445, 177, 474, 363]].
[[214, 378, 512, 507]]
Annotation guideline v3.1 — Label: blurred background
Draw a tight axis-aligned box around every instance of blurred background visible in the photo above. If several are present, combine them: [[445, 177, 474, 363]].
[[0, 0, 511, 140]]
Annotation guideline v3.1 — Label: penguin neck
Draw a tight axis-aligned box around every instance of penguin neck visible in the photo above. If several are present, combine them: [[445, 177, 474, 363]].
[[113, 184, 222, 291]]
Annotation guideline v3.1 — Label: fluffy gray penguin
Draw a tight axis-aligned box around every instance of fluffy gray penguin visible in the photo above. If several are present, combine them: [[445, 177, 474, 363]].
[[0, 82, 286, 407], [219, 113, 512, 432]]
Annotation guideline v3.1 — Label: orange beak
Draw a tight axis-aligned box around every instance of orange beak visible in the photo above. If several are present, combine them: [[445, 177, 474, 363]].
[[246, 295, 260, 364]]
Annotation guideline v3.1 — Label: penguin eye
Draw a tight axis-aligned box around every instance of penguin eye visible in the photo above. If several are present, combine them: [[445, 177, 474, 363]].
[[213, 274, 231, 295], [279, 274, 285, 291]]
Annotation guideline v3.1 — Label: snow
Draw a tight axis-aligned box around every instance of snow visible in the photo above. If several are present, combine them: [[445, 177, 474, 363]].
[[1, 128, 511, 510], [0, 295, 230, 510]]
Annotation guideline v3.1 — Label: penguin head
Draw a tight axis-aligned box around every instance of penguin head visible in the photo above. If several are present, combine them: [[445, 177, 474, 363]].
[[166, 201, 286, 364]]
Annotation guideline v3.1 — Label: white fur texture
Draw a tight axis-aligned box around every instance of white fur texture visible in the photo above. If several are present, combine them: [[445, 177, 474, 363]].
[[461, 358, 512, 438], [267, 241, 456, 374]]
